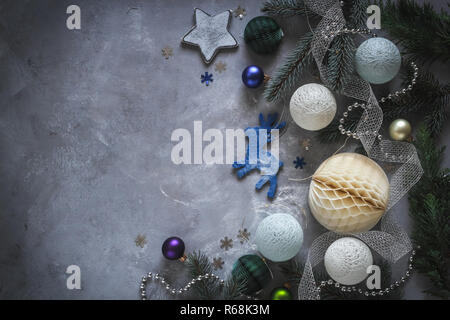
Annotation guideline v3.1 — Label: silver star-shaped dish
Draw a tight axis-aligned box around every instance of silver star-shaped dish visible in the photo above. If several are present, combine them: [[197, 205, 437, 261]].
[[182, 8, 238, 64]]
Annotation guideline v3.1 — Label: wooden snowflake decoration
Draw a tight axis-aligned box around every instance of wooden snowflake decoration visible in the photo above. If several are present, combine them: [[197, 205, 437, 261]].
[[214, 61, 227, 73], [212, 257, 224, 270], [234, 6, 246, 20], [161, 46, 173, 59], [135, 234, 147, 248], [237, 229, 250, 244], [220, 236, 233, 250]]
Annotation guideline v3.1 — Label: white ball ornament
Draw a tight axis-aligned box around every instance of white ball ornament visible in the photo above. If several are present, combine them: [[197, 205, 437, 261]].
[[289, 83, 337, 131], [355, 37, 401, 84], [308, 153, 389, 234], [324, 237, 373, 286], [254, 213, 303, 262]]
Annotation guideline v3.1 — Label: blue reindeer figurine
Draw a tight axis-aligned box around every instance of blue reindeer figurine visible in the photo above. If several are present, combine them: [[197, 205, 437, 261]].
[[232, 113, 285, 199]]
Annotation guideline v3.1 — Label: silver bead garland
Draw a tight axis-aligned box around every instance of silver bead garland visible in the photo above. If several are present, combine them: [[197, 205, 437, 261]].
[[315, 248, 418, 299], [338, 61, 419, 140], [139, 272, 257, 300]]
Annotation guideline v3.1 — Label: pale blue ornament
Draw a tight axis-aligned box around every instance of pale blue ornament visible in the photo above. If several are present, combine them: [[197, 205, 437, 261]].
[[254, 214, 303, 262], [355, 37, 401, 84]]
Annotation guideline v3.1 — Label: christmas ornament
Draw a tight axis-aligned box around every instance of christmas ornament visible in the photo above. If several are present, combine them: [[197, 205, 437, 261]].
[[232, 113, 285, 199], [182, 8, 238, 64], [242, 65, 265, 88], [244, 16, 284, 54], [135, 234, 147, 248], [161, 46, 173, 59], [271, 287, 292, 300], [293, 156, 306, 169], [308, 153, 389, 234], [212, 257, 224, 270], [289, 83, 337, 131], [355, 37, 401, 84], [214, 61, 227, 73], [201, 72, 213, 86], [234, 5, 246, 20], [389, 119, 412, 141], [219, 236, 233, 250], [162, 236, 186, 260], [237, 228, 250, 244], [324, 237, 373, 286], [232, 254, 271, 294], [254, 214, 303, 262]]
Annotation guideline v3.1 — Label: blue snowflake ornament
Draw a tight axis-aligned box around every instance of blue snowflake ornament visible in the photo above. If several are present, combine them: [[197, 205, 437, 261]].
[[293, 157, 306, 169], [201, 72, 213, 86], [232, 113, 286, 199]]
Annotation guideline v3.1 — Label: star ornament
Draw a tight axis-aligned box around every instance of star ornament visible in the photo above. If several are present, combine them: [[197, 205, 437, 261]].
[[182, 8, 238, 64]]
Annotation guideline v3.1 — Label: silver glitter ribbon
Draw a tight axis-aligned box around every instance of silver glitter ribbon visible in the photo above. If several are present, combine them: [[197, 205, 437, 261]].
[[298, 0, 423, 300]]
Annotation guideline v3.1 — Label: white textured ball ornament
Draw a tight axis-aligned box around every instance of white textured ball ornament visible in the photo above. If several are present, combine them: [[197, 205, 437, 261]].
[[289, 83, 337, 131], [355, 37, 401, 84], [255, 213, 303, 262], [324, 237, 373, 285], [308, 153, 389, 234]]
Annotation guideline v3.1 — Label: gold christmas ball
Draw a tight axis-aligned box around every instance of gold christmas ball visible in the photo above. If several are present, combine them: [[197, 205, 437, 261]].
[[308, 153, 389, 234], [389, 119, 412, 141]]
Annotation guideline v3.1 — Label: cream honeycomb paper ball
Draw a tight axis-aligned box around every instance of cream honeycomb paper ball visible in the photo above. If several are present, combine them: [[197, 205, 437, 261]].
[[308, 153, 389, 234], [255, 213, 303, 262], [289, 83, 337, 131], [324, 237, 373, 285]]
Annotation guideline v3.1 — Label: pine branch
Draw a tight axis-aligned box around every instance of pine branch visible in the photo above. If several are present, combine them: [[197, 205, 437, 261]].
[[378, 0, 450, 64], [324, 33, 355, 91], [222, 275, 247, 300], [261, 0, 314, 17], [347, 0, 369, 29], [186, 251, 220, 300], [409, 125, 450, 299], [264, 32, 314, 102]]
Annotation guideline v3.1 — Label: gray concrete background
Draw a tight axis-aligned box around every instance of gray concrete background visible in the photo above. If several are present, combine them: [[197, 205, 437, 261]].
[[0, 0, 448, 299]]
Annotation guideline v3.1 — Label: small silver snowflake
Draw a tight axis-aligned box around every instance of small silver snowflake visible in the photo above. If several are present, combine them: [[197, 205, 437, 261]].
[[220, 236, 233, 251], [237, 229, 250, 244], [212, 257, 224, 270], [161, 46, 173, 59]]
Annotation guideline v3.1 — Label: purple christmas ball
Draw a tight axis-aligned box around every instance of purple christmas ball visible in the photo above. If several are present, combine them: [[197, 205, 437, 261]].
[[162, 236, 185, 260], [242, 65, 265, 88]]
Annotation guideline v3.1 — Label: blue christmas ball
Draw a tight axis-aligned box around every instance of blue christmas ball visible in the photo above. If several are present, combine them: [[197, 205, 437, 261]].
[[242, 65, 265, 88], [355, 37, 401, 84]]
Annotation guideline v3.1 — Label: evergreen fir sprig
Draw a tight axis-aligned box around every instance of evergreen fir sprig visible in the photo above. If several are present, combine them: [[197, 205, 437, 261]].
[[261, 0, 315, 17], [185, 251, 246, 300], [262, 0, 367, 102], [378, 0, 450, 64], [409, 126, 450, 299], [264, 32, 314, 102]]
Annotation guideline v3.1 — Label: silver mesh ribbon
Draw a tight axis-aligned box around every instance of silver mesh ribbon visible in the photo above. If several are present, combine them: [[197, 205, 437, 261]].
[[298, 0, 423, 300]]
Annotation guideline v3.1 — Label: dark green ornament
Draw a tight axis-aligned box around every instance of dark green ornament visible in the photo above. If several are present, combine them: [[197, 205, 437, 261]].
[[232, 254, 271, 295], [244, 16, 284, 54], [271, 287, 292, 300]]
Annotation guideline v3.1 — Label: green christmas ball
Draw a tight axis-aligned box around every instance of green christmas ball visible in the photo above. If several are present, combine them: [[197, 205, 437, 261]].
[[271, 287, 293, 300], [244, 16, 284, 54], [232, 255, 271, 294]]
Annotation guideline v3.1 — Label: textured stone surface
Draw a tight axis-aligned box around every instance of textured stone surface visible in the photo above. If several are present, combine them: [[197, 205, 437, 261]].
[[0, 0, 448, 300]]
